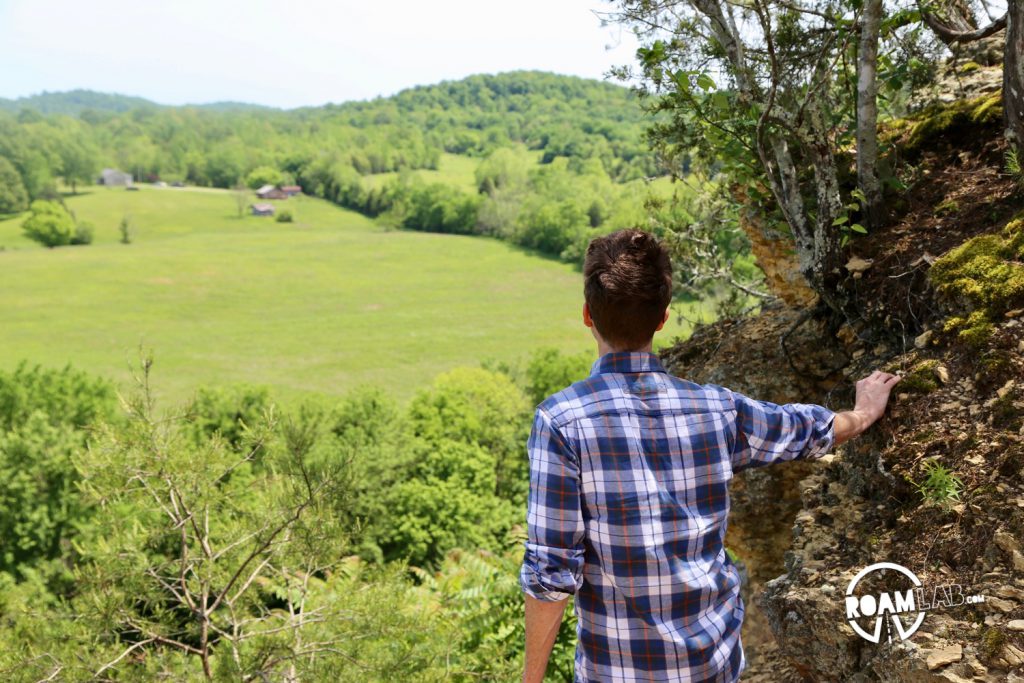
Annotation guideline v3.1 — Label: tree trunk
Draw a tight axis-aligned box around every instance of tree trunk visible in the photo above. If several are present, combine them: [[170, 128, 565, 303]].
[[689, 0, 845, 307], [804, 95, 845, 302], [1006, 0, 1024, 153], [857, 0, 884, 229]]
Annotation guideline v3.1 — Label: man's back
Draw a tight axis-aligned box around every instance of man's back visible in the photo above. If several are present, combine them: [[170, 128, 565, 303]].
[[520, 351, 836, 683]]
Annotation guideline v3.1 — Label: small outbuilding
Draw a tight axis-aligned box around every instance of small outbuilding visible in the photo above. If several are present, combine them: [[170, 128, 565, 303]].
[[99, 168, 133, 186], [251, 203, 275, 216], [281, 185, 302, 197], [256, 184, 287, 200]]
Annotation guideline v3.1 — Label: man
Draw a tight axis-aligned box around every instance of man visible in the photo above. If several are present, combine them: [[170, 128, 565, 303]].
[[520, 228, 900, 683]]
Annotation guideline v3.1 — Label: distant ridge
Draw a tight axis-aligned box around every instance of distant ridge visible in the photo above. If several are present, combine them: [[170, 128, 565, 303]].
[[1, 71, 633, 115], [0, 89, 158, 115]]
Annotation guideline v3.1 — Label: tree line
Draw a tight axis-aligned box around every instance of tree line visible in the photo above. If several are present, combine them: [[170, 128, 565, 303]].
[[0, 72, 660, 213]]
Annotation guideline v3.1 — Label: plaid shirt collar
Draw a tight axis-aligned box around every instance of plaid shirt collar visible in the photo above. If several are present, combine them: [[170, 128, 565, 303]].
[[589, 351, 667, 377]]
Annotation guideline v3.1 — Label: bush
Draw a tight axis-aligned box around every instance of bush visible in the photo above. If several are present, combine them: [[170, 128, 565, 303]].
[[525, 347, 593, 405], [21, 200, 75, 248], [184, 384, 272, 451], [275, 209, 294, 223], [0, 363, 116, 431], [0, 414, 85, 581], [70, 221, 93, 245], [118, 214, 132, 244], [408, 367, 530, 502]]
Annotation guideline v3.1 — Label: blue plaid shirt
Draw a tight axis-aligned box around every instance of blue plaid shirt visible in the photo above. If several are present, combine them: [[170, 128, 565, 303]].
[[520, 351, 835, 683]]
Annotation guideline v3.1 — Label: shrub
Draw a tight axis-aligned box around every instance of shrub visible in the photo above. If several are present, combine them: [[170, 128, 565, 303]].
[[0, 362, 116, 431], [70, 221, 93, 245], [400, 182, 480, 234], [184, 384, 272, 451], [118, 214, 133, 244], [0, 414, 85, 581], [0, 364, 115, 586], [21, 200, 75, 248], [525, 347, 593, 405], [275, 209, 294, 223]]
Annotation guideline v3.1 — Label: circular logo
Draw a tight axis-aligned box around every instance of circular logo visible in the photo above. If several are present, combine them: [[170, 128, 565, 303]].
[[845, 562, 925, 643]]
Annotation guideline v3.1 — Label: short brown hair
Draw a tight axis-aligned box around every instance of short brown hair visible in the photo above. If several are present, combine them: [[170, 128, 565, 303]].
[[583, 229, 672, 351]]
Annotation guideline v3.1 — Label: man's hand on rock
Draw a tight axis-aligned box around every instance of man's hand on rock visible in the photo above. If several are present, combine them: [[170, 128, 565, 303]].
[[854, 370, 901, 423], [833, 370, 901, 446]]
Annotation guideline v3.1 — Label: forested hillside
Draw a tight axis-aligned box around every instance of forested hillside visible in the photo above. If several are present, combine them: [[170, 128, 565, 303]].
[[0, 72, 713, 268]]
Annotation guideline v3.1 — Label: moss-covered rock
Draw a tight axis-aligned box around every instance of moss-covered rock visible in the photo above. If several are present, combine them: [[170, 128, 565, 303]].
[[900, 359, 941, 393], [980, 626, 1007, 662], [930, 214, 1024, 348], [895, 91, 1004, 153], [943, 310, 995, 348]]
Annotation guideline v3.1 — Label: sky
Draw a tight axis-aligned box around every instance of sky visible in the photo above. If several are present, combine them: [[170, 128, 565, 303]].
[[0, 0, 641, 109]]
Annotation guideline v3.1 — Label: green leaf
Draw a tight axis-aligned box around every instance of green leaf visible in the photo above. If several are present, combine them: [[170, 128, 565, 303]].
[[672, 70, 693, 93], [695, 74, 716, 91], [850, 223, 868, 234], [832, 215, 849, 226], [851, 188, 867, 203]]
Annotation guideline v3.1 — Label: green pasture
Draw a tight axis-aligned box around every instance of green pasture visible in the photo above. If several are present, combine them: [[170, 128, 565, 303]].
[[0, 186, 711, 406], [361, 153, 481, 192]]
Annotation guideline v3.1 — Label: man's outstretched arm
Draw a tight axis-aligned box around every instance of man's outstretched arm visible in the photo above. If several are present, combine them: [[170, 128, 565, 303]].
[[524, 595, 568, 683], [833, 370, 901, 445]]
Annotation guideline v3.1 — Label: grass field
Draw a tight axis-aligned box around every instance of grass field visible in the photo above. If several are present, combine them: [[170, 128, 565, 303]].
[[361, 153, 481, 192], [0, 186, 714, 406]]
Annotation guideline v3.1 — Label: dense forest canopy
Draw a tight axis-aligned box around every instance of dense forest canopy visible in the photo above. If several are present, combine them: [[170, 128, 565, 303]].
[[0, 71, 660, 194]]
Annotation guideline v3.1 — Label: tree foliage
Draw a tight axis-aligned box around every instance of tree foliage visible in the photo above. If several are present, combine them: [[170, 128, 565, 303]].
[[0, 155, 28, 214]]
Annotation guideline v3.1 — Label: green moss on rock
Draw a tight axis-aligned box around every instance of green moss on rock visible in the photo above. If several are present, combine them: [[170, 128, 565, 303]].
[[981, 626, 1007, 661], [930, 215, 1024, 348], [943, 310, 995, 348], [900, 359, 941, 393], [900, 91, 1004, 153]]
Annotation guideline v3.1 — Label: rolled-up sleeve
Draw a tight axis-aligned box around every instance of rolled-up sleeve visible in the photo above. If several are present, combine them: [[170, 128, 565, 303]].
[[520, 406, 585, 602], [726, 389, 835, 472]]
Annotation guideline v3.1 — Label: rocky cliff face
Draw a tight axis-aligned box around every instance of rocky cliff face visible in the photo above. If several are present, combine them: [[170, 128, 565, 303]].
[[660, 298, 848, 676], [658, 79, 1024, 681]]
